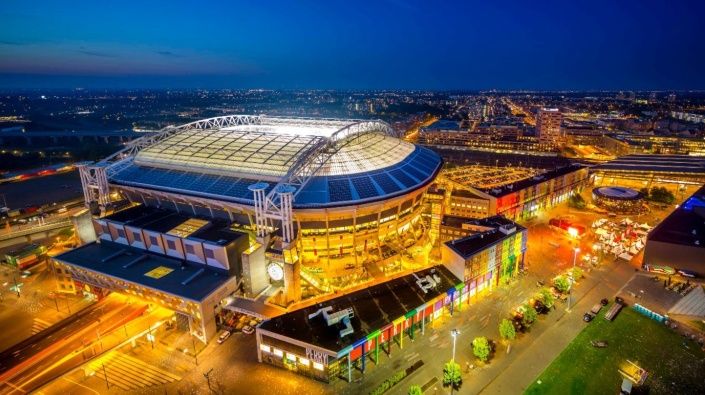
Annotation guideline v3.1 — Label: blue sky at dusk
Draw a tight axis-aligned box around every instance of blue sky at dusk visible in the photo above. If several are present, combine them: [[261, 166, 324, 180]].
[[1, 0, 704, 90]]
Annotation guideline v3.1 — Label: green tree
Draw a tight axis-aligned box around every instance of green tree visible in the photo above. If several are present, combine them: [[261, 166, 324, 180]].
[[443, 361, 462, 389], [538, 287, 555, 309], [554, 275, 571, 294], [571, 267, 584, 280], [472, 336, 491, 362], [568, 194, 586, 209], [521, 304, 538, 326], [499, 318, 516, 341], [649, 187, 675, 204], [408, 385, 423, 395]]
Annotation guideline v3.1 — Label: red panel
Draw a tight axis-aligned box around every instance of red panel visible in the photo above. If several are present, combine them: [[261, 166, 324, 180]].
[[349, 345, 362, 362], [425, 305, 434, 316], [381, 326, 393, 343]]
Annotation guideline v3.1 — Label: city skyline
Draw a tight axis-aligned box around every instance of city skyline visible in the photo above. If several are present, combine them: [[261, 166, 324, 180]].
[[2, 0, 705, 90]]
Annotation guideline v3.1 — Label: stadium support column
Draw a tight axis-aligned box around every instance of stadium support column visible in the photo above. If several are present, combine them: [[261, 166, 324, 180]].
[[248, 183, 270, 239], [78, 163, 111, 210], [278, 185, 301, 304]]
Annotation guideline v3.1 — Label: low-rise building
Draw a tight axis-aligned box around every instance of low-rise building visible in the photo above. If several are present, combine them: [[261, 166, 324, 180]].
[[441, 216, 528, 288], [643, 184, 705, 276]]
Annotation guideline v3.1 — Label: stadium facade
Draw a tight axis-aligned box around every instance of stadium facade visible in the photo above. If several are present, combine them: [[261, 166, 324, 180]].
[[58, 115, 443, 342]]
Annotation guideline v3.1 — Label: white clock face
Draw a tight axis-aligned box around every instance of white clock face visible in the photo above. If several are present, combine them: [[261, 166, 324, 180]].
[[267, 263, 284, 281]]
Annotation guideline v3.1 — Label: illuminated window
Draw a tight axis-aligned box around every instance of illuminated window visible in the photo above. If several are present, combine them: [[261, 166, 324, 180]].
[[273, 348, 283, 357], [298, 357, 310, 366], [258, 344, 270, 354], [313, 362, 324, 371], [286, 353, 297, 362]]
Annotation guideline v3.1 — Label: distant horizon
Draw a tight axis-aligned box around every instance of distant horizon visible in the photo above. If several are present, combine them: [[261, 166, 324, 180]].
[[0, 75, 702, 94]]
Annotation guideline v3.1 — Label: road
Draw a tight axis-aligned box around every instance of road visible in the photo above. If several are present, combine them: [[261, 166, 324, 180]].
[[0, 295, 150, 395]]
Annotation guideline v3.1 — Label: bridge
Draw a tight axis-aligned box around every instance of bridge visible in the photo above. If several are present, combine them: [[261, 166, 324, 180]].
[[0, 220, 73, 248]]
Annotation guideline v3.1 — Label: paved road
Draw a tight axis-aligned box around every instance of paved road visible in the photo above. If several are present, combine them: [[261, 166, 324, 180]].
[[0, 297, 148, 395]]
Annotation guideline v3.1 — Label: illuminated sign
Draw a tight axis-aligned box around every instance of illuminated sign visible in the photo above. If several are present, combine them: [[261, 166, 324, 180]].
[[306, 348, 328, 365]]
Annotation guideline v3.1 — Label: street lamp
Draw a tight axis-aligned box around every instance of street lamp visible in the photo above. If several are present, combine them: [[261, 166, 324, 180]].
[[450, 329, 460, 362], [568, 247, 580, 311]]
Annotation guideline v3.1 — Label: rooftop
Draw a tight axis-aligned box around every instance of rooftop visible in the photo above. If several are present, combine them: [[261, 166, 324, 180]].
[[592, 155, 705, 174], [444, 215, 526, 259], [258, 265, 461, 353], [647, 184, 705, 249], [480, 164, 586, 198], [54, 240, 231, 301]]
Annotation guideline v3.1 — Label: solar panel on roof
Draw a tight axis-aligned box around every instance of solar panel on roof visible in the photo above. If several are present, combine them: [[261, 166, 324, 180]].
[[390, 169, 418, 188], [328, 179, 353, 202], [403, 165, 427, 182], [372, 173, 401, 194], [351, 176, 379, 199]]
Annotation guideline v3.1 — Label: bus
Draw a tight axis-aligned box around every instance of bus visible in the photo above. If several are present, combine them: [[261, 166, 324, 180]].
[[4, 244, 48, 270]]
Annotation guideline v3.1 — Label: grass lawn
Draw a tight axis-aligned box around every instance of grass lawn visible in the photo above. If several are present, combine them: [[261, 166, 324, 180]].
[[525, 304, 705, 395]]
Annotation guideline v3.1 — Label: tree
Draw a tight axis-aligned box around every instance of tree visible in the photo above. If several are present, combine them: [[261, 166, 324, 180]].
[[472, 336, 491, 362], [571, 267, 584, 281], [443, 361, 462, 389], [538, 287, 555, 309], [554, 275, 571, 294], [649, 187, 675, 204], [499, 318, 516, 341], [408, 385, 423, 395], [568, 194, 586, 210], [521, 304, 538, 326]]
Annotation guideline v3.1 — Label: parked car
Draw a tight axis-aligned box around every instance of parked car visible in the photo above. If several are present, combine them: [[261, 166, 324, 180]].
[[217, 330, 231, 344], [242, 325, 254, 335]]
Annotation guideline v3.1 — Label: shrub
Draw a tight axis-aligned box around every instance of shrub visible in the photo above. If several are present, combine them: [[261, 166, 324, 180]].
[[369, 369, 408, 395], [538, 287, 555, 309], [554, 275, 571, 294], [499, 318, 516, 341], [521, 304, 538, 326], [408, 385, 423, 395], [443, 361, 462, 389], [472, 336, 491, 362]]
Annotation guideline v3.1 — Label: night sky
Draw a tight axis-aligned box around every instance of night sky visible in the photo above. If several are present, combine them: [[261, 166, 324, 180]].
[[1, 0, 704, 90]]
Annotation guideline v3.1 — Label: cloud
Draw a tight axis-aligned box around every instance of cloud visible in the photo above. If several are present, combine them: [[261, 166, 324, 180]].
[[0, 40, 25, 46], [77, 48, 117, 58], [156, 50, 182, 58]]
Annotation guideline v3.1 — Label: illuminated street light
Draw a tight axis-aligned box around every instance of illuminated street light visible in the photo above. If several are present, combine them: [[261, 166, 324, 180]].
[[567, 227, 579, 238], [450, 329, 460, 362], [568, 247, 580, 311]]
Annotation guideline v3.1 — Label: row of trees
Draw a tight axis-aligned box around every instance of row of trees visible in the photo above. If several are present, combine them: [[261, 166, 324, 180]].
[[640, 186, 676, 204]]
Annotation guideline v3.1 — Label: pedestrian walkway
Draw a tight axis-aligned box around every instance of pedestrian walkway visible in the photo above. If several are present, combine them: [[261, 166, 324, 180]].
[[87, 351, 182, 391], [31, 318, 51, 335]]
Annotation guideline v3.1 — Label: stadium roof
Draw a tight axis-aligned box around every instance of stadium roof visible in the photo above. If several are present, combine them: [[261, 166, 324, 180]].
[[104, 115, 442, 208]]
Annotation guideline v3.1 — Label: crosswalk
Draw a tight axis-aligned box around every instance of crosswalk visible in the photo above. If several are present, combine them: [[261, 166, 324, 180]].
[[31, 318, 51, 335], [88, 352, 181, 391]]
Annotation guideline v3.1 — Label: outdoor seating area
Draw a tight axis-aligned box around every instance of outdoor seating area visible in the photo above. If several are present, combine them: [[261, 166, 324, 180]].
[[591, 218, 652, 261]]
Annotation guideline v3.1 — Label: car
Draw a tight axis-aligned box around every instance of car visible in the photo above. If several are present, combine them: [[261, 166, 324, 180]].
[[217, 330, 231, 344], [242, 325, 254, 335], [583, 313, 594, 322], [600, 298, 609, 306]]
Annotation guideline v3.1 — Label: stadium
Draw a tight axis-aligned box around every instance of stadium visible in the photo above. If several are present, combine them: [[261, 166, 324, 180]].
[[592, 186, 645, 214], [75, 115, 443, 309]]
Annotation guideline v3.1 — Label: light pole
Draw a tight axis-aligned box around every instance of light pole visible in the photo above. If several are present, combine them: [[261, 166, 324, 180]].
[[568, 247, 580, 311], [450, 329, 460, 362]]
